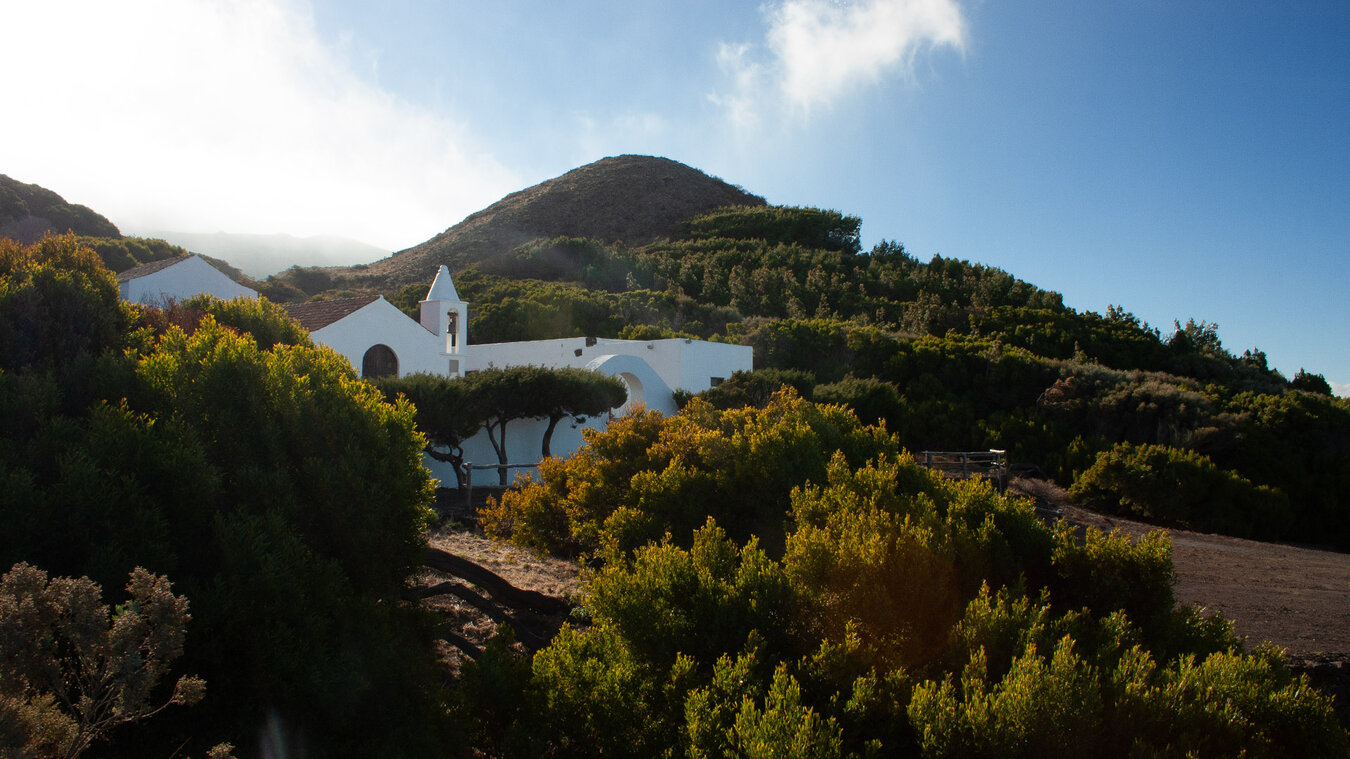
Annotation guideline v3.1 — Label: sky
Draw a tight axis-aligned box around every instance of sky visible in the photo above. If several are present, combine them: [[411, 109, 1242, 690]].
[[3, 0, 1347, 394]]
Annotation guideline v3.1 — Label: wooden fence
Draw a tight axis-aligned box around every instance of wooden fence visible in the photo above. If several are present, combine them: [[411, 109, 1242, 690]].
[[456, 462, 541, 514], [918, 450, 1009, 491]]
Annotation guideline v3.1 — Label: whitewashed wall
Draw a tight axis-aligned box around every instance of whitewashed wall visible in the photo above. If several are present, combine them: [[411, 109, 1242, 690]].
[[418, 337, 752, 488], [427, 414, 608, 489], [467, 337, 751, 404], [309, 298, 451, 377], [120, 256, 257, 305]]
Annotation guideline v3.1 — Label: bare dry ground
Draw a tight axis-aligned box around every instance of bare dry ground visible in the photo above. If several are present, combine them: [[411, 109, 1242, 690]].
[[418, 527, 581, 679], [1009, 479, 1350, 659]]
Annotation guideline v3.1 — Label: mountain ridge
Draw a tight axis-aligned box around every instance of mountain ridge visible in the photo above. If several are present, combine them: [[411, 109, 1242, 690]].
[[272, 155, 767, 292]]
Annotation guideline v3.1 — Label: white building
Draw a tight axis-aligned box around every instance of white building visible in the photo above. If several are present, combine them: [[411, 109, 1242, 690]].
[[115, 259, 751, 486], [117, 255, 257, 305], [283, 266, 753, 486]]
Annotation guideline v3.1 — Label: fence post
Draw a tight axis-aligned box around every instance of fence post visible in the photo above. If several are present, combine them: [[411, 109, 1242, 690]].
[[463, 462, 472, 514]]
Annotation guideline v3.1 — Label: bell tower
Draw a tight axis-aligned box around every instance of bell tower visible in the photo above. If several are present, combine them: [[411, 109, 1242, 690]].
[[419, 265, 469, 365]]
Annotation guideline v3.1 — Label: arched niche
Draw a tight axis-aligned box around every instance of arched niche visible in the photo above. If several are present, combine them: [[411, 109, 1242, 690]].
[[583, 353, 674, 415], [618, 371, 645, 409]]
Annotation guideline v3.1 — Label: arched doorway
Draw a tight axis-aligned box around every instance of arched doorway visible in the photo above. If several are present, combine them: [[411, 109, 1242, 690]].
[[361, 344, 399, 378]]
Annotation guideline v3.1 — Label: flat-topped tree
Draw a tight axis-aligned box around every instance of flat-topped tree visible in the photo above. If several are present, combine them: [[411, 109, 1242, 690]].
[[384, 367, 627, 488], [535, 367, 628, 459], [376, 372, 484, 490], [462, 366, 626, 486]]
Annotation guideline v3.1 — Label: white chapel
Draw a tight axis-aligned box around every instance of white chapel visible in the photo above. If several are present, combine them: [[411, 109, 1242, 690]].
[[122, 260, 753, 485]]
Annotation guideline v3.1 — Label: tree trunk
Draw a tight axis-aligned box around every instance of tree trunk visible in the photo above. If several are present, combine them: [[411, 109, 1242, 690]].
[[485, 417, 509, 486], [424, 446, 466, 489], [422, 546, 570, 615], [542, 414, 564, 459]]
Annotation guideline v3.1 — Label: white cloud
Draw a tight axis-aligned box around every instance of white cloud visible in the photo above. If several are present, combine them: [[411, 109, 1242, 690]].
[[714, 0, 966, 124], [1332, 381, 1350, 399], [0, 0, 517, 250]]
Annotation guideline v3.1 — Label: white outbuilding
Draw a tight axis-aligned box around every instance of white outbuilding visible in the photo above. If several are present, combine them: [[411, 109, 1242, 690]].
[[117, 255, 257, 305]]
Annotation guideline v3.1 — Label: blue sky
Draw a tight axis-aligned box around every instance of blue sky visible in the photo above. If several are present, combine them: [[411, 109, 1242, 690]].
[[3, 1, 1347, 393]]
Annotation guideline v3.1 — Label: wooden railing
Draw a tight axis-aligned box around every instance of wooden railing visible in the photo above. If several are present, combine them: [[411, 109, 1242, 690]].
[[918, 450, 1008, 491], [458, 462, 541, 513]]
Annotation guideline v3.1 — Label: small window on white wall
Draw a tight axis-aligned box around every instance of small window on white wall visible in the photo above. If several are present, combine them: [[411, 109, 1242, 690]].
[[448, 358, 460, 375]]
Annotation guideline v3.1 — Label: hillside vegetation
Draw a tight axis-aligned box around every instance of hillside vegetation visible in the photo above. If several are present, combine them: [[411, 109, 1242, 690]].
[[0, 174, 120, 243], [274, 156, 1347, 552], [5, 159, 1349, 756]]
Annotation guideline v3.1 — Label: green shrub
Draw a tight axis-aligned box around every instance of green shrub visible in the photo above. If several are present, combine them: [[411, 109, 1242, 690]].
[[1070, 442, 1291, 539], [909, 636, 1102, 759], [587, 521, 795, 667], [1108, 644, 1347, 757], [1050, 525, 1176, 637], [528, 623, 698, 758]]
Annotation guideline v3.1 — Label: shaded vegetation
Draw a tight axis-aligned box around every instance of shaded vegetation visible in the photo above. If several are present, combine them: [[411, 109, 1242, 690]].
[[1, 236, 452, 757], [0, 175, 120, 244]]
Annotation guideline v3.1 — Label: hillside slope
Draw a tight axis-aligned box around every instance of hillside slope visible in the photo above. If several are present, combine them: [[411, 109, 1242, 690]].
[[0, 174, 120, 242], [275, 155, 766, 292]]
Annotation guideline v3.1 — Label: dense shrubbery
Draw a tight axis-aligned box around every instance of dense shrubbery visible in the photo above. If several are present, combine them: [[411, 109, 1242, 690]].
[[1070, 443, 1291, 539], [480, 390, 898, 557], [1215, 390, 1350, 549], [76, 235, 189, 273], [460, 401, 1346, 755], [691, 317, 1347, 549], [445, 269, 740, 342], [372, 200, 1350, 550], [0, 237, 452, 757], [682, 206, 863, 254]]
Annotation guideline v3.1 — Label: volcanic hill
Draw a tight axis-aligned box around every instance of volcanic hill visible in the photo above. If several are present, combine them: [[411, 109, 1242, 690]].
[[275, 155, 766, 293]]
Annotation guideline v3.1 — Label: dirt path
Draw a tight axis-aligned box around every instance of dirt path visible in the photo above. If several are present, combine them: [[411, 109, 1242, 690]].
[[1045, 496, 1350, 659], [417, 527, 581, 678]]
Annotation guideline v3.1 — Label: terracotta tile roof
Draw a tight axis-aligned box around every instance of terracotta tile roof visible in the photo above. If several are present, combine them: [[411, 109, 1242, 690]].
[[115, 256, 189, 281], [283, 295, 380, 331]]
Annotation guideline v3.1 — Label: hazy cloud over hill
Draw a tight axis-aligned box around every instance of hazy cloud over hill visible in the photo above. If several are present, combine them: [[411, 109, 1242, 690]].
[[1, 0, 519, 250], [143, 231, 388, 278]]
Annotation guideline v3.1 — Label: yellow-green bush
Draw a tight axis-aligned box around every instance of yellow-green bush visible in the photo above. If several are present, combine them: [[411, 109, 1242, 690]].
[[463, 397, 1347, 756], [482, 389, 897, 557]]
